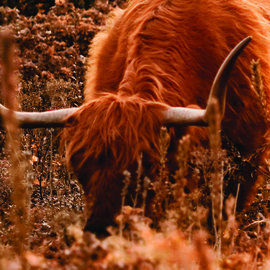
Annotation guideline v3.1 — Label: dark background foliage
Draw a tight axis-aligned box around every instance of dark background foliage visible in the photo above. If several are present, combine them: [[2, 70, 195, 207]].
[[0, 0, 126, 16]]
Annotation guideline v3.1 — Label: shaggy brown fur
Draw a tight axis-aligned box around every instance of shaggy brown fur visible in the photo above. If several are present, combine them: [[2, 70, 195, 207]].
[[64, 0, 270, 233]]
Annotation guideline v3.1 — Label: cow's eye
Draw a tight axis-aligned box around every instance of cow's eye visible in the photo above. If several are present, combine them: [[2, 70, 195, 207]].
[[143, 161, 153, 171]]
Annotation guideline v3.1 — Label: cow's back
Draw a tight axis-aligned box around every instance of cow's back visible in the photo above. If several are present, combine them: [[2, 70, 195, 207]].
[[84, 0, 270, 155]]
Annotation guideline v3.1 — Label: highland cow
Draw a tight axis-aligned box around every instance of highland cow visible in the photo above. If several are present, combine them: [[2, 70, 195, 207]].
[[1, 0, 270, 234]]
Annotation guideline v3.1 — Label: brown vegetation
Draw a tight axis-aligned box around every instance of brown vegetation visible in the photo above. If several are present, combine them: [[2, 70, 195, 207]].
[[0, 1, 270, 269]]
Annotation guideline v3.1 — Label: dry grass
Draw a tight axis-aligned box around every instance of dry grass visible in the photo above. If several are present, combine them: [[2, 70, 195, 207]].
[[0, 2, 270, 270]]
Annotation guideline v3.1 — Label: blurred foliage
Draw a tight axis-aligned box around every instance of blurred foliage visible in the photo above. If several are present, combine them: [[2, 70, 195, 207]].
[[1, 0, 127, 16]]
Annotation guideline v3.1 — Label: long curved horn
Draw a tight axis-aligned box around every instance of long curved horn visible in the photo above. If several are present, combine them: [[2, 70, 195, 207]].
[[0, 105, 78, 128], [0, 37, 251, 129], [163, 36, 252, 126]]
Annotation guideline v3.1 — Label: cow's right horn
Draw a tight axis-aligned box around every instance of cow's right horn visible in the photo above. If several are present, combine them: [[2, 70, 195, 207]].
[[163, 36, 252, 126]]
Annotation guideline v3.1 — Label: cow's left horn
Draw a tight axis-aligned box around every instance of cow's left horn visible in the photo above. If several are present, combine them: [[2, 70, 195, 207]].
[[163, 36, 252, 126], [0, 105, 78, 128]]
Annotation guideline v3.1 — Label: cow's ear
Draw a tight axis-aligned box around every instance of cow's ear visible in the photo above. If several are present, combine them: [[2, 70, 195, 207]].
[[186, 104, 202, 110]]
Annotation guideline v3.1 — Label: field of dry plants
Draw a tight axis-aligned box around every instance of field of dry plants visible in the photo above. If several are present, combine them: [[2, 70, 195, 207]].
[[0, 0, 270, 269]]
